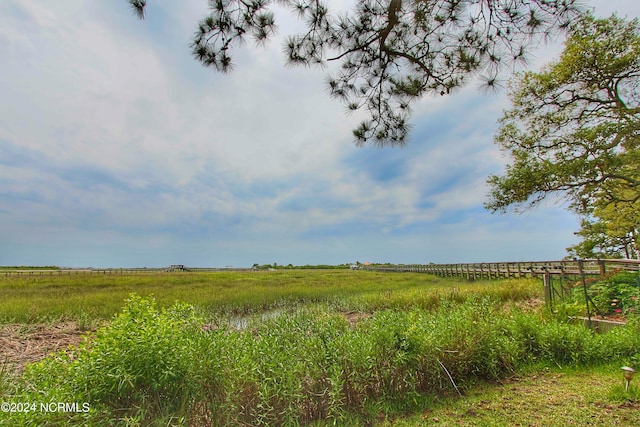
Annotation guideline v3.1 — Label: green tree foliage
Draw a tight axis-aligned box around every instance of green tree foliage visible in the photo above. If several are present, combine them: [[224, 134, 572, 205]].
[[127, 0, 581, 146], [567, 195, 640, 259], [486, 14, 640, 257]]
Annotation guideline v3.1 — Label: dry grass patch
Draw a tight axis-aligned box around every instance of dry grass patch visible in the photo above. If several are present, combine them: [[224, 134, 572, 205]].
[[0, 322, 93, 374]]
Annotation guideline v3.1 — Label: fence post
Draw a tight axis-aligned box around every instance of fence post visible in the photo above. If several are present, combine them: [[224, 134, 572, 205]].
[[518, 263, 524, 278], [578, 260, 592, 329], [598, 259, 606, 278], [543, 272, 552, 310]]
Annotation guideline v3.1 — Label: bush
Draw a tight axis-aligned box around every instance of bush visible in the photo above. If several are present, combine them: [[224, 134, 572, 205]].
[[78, 295, 200, 406], [16, 295, 202, 426], [570, 272, 640, 316]]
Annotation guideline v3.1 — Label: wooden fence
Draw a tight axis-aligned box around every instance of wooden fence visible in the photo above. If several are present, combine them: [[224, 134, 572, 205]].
[[1, 267, 250, 277], [363, 259, 640, 280]]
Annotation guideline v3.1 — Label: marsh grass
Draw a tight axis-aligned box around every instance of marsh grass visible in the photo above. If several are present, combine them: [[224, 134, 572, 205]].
[[0, 270, 541, 323]]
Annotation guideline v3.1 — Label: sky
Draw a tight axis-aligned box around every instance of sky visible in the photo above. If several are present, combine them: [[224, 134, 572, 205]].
[[1, 1, 638, 268]]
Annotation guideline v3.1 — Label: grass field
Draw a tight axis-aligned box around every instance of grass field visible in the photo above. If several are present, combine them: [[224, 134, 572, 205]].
[[1, 270, 638, 426]]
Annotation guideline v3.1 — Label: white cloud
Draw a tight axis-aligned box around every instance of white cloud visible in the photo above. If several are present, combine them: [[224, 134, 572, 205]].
[[1, 0, 638, 266]]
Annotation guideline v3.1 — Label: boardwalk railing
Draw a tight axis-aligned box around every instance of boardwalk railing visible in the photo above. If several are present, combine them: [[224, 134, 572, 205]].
[[363, 259, 640, 280]]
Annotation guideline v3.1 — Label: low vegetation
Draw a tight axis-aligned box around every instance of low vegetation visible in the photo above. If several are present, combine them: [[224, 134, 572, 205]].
[[552, 271, 640, 319], [1, 270, 638, 426], [383, 364, 640, 427], [0, 270, 539, 323]]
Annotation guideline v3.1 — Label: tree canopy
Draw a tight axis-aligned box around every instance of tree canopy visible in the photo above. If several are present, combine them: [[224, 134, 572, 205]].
[[486, 14, 640, 258], [127, 0, 582, 146]]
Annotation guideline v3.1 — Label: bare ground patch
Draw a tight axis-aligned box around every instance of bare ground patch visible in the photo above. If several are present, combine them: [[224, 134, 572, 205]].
[[0, 323, 94, 374], [342, 310, 372, 327]]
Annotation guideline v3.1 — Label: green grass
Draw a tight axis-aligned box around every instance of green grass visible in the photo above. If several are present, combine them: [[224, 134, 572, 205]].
[[382, 364, 640, 426], [0, 270, 541, 322]]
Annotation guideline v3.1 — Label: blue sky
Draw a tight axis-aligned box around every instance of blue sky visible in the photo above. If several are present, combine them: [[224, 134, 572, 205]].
[[1, 1, 638, 268]]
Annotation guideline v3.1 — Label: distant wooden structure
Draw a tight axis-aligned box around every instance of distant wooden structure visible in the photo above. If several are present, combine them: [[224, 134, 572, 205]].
[[167, 264, 189, 272]]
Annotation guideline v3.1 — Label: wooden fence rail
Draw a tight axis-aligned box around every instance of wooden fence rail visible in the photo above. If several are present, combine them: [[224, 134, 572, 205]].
[[1, 267, 251, 277], [363, 259, 640, 280]]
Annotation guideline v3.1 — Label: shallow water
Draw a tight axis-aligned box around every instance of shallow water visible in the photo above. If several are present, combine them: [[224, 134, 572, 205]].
[[228, 308, 289, 329]]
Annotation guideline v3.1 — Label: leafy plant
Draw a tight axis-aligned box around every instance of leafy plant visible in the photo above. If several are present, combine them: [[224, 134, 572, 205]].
[[556, 272, 640, 318], [573, 272, 640, 316], [14, 295, 202, 426]]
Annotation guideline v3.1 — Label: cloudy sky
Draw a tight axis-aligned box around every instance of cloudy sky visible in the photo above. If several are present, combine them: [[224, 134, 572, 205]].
[[1, 1, 638, 268]]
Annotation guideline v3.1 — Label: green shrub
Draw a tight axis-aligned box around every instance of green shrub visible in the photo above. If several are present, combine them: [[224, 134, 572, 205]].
[[537, 320, 596, 364], [15, 294, 202, 426], [79, 295, 200, 406], [569, 272, 640, 316]]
